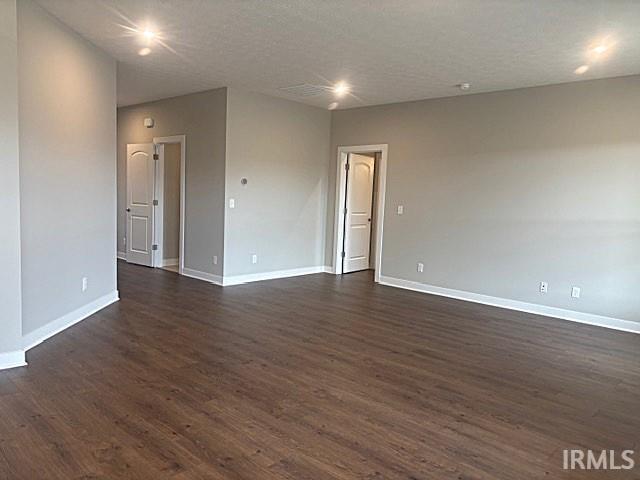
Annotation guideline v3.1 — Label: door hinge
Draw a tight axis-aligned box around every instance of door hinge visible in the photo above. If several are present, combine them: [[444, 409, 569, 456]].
[[341, 251, 346, 258], [345, 162, 350, 171], [153, 153, 159, 160], [153, 199, 159, 206], [344, 207, 347, 215], [152, 244, 158, 251]]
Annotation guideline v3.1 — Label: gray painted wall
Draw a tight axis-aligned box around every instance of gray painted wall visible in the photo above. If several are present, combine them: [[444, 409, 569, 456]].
[[18, 0, 117, 336], [329, 76, 640, 323], [0, 0, 22, 354], [163, 143, 180, 260], [225, 88, 331, 276], [117, 88, 227, 276]]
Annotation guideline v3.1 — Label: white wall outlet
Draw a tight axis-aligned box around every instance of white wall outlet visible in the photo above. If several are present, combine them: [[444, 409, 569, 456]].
[[229, 198, 235, 209], [571, 286, 581, 298], [417, 262, 424, 273], [540, 281, 548, 294], [397, 205, 404, 215], [82, 277, 88, 292], [213, 255, 218, 265], [251, 254, 258, 264]]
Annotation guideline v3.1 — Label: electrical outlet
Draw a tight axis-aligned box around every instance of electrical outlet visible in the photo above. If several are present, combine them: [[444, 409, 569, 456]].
[[251, 254, 258, 264], [397, 205, 404, 215], [417, 262, 424, 273], [213, 255, 218, 265], [571, 286, 581, 298], [82, 277, 88, 292], [540, 281, 548, 294]]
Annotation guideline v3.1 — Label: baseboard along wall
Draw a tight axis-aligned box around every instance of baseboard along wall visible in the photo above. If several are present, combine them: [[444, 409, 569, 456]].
[[379, 275, 640, 335]]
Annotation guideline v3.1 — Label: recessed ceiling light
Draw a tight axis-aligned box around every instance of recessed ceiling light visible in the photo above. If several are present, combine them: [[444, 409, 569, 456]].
[[458, 83, 471, 91], [328, 102, 339, 110], [143, 29, 155, 40], [591, 44, 608, 54], [333, 82, 350, 97], [587, 38, 616, 60], [138, 47, 151, 56], [574, 65, 589, 75]]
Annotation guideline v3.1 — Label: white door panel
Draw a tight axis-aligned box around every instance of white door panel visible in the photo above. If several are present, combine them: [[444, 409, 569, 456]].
[[126, 144, 155, 266], [129, 216, 149, 253], [343, 153, 375, 273]]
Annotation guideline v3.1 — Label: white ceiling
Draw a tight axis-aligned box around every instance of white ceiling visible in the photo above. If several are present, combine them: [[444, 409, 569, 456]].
[[37, 0, 640, 109]]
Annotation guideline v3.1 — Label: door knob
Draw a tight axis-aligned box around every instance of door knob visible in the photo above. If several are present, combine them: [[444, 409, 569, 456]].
[[126, 208, 131, 212]]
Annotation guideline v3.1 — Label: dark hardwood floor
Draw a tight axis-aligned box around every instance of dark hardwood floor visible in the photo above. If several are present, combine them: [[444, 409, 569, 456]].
[[1, 261, 639, 479]]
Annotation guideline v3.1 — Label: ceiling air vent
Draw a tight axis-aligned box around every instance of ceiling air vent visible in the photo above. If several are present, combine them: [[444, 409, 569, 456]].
[[278, 83, 326, 97]]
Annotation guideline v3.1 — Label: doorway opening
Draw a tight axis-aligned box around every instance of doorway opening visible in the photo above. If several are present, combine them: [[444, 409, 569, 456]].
[[332, 144, 388, 282], [124, 135, 186, 275]]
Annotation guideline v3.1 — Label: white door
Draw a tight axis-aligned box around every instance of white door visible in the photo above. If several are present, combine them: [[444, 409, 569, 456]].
[[126, 144, 155, 266], [343, 153, 375, 273]]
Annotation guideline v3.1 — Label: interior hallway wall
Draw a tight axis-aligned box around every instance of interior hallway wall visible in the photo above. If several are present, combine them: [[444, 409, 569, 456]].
[[117, 88, 227, 277], [18, 0, 117, 337], [0, 0, 23, 361], [224, 88, 331, 277], [329, 75, 640, 323], [163, 143, 180, 261]]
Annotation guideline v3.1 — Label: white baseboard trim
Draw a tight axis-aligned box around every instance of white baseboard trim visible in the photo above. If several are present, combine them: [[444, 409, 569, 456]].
[[162, 258, 179, 267], [322, 266, 335, 274], [378, 275, 640, 335], [0, 350, 27, 371], [222, 265, 328, 286], [22, 290, 120, 352], [117, 251, 126, 260], [182, 266, 332, 287], [182, 268, 224, 286]]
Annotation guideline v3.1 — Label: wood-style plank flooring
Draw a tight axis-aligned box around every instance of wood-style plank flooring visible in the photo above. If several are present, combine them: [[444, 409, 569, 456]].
[[1, 261, 639, 479]]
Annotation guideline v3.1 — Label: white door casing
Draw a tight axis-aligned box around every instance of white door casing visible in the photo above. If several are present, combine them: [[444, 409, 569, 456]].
[[126, 143, 155, 266], [332, 144, 388, 282], [343, 153, 375, 273], [153, 135, 186, 275]]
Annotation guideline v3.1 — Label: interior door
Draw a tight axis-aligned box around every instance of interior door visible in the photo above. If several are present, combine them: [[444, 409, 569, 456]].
[[343, 153, 375, 273], [126, 144, 155, 266]]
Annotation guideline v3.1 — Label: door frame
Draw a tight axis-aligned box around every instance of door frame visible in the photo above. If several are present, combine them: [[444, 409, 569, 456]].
[[152, 135, 186, 275], [332, 144, 388, 282]]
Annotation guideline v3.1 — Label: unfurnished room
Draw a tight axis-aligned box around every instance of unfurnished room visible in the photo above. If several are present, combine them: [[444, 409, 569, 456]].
[[1, 0, 639, 478]]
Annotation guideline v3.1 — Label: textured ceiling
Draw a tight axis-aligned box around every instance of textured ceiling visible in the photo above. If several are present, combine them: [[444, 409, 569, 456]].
[[36, 0, 640, 109]]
